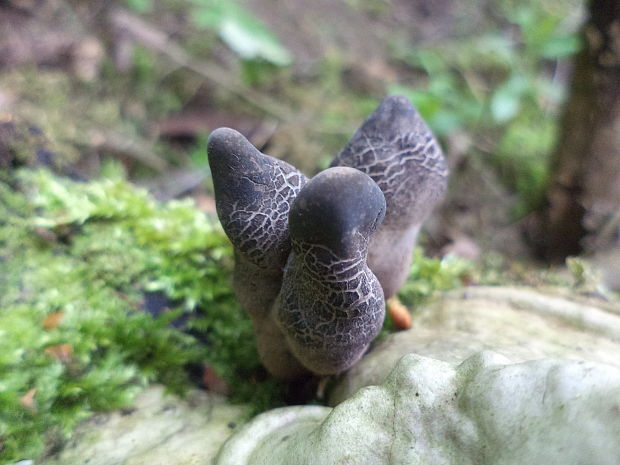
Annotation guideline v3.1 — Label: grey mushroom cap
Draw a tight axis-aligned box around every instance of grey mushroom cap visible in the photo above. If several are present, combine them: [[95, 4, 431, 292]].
[[289, 167, 386, 253], [207, 98, 445, 378]]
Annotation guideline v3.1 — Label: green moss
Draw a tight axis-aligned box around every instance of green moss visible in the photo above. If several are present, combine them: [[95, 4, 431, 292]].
[[372, 249, 474, 336], [0, 168, 279, 463], [1, 71, 108, 167], [398, 249, 474, 309]]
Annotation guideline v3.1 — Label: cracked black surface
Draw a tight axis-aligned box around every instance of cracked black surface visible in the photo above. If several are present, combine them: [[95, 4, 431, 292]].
[[209, 127, 308, 272], [332, 95, 448, 230], [276, 168, 386, 375], [331, 95, 448, 298]]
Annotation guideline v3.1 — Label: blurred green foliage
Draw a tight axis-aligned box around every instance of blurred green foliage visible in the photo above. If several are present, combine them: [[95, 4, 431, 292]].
[[125, 0, 153, 13], [113, 0, 581, 218], [390, 2, 581, 215], [0, 1, 588, 459], [125, 0, 291, 66], [190, 0, 292, 66]]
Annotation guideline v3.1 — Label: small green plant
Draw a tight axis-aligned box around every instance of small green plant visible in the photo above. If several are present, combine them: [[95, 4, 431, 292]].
[[377, 249, 472, 337], [566, 257, 616, 299], [398, 249, 474, 308], [389, 1, 581, 216]]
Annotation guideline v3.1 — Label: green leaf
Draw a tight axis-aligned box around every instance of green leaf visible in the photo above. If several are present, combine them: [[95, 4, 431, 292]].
[[219, 16, 292, 65], [490, 75, 530, 123], [429, 111, 463, 137], [191, 1, 292, 66], [540, 35, 582, 59], [125, 0, 152, 13], [411, 49, 446, 74], [191, 2, 227, 28]]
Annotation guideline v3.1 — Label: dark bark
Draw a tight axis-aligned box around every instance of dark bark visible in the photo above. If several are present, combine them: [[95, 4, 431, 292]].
[[531, 0, 620, 261]]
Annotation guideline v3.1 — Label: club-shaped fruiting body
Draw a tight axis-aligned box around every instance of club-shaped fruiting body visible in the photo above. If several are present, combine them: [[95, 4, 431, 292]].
[[207, 127, 309, 379], [332, 95, 448, 299], [208, 127, 308, 317], [207, 95, 447, 379], [275, 167, 387, 375]]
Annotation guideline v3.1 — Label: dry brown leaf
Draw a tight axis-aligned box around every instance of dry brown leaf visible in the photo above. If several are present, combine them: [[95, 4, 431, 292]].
[[202, 364, 229, 395], [44, 343, 73, 363], [20, 388, 37, 412], [42, 311, 64, 330], [387, 296, 412, 330]]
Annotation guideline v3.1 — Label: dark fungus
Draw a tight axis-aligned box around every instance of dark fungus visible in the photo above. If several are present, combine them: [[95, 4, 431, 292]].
[[207, 95, 447, 379]]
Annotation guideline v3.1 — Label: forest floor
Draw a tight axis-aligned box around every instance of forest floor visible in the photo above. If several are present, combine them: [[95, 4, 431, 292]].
[[1, 0, 618, 463]]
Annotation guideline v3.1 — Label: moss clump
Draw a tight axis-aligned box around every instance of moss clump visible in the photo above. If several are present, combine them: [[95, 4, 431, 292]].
[[397, 249, 474, 308], [0, 168, 278, 463]]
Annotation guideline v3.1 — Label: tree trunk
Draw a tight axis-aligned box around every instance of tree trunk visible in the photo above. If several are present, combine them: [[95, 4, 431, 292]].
[[532, 0, 620, 261]]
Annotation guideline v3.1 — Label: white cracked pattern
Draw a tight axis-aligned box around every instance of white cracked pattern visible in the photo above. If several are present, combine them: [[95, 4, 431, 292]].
[[277, 237, 385, 374], [332, 96, 448, 229]]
